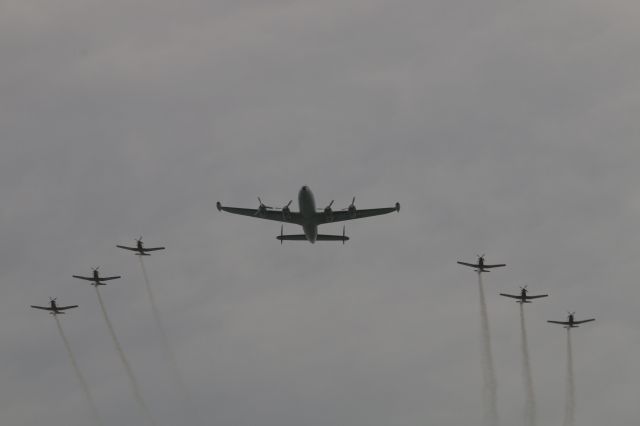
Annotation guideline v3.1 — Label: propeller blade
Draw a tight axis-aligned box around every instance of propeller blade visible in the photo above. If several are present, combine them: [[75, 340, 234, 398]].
[[342, 225, 346, 245], [280, 225, 284, 245]]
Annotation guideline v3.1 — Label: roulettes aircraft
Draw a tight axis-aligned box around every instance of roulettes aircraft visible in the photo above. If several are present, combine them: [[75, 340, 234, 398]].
[[31, 298, 78, 315], [217, 186, 400, 243], [117, 237, 165, 256], [457, 254, 505, 272], [548, 312, 595, 328], [72, 267, 121, 286], [500, 286, 548, 303]]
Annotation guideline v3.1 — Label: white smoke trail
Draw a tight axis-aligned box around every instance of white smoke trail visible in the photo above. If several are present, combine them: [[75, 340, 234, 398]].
[[563, 328, 575, 426], [519, 304, 537, 426], [95, 286, 156, 426], [138, 256, 191, 402], [477, 272, 499, 426], [54, 315, 104, 426]]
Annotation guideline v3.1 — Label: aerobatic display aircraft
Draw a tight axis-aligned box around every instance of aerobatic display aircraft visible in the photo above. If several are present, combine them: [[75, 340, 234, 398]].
[[217, 186, 400, 243], [117, 237, 165, 256], [500, 286, 548, 303], [548, 312, 595, 328], [72, 267, 121, 286], [457, 255, 506, 272], [31, 298, 78, 315]]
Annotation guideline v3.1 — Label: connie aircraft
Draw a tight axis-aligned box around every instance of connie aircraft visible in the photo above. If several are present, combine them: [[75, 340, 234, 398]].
[[217, 186, 400, 243], [31, 298, 78, 315], [548, 312, 595, 328]]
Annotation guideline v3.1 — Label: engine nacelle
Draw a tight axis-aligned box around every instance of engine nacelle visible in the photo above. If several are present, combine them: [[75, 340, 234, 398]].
[[348, 204, 356, 218], [324, 207, 334, 222], [282, 206, 291, 220]]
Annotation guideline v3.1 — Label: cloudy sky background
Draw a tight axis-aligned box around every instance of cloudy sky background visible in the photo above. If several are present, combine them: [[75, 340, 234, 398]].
[[2, 1, 640, 425]]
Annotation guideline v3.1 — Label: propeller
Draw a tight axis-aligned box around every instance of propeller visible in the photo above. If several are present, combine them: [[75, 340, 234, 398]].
[[342, 225, 346, 245], [257, 197, 273, 209], [318, 200, 335, 211], [91, 266, 100, 272], [342, 197, 356, 210], [280, 225, 284, 245], [520, 285, 528, 290], [49, 297, 57, 302], [136, 236, 143, 244]]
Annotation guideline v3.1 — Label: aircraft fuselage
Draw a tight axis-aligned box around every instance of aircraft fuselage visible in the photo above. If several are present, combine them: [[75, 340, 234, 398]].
[[298, 186, 318, 243]]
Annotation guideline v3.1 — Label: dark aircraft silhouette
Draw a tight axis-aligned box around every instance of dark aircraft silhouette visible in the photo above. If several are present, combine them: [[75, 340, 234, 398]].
[[117, 237, 165, 256], [548, 312, 595, 328], [31, 298, 78, 315], [457, 255, 506, 272], [73, 267, 121, 286], [217, 186, 400, 243], [500, 286, 548, 303]]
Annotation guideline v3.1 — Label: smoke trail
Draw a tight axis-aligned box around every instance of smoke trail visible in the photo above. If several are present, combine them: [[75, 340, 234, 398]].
[[519, 304, 537, 426], [95, 286, 156, 426], [138, 256, 191, 402], [477, 272, 499, 426], [563, 328, 575, 426], [54, 315, 104, 426]]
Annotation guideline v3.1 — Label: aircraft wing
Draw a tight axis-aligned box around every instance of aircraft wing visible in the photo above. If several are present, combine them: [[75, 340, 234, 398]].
[[57, 305, 79, 311], [457, 261, 479, 268], [30, 305, 53, 311], [547, 320, 569, 325], [218, 205, 304, 225], [143, 247, 165, 252], [574, 318, 595, 325], [483, 264, 506, 268], [72, 275, 94, 281], [499, 293, 520, 299], [525, 294, 548, 300], [116, 245, 138, 252], [315, 206, 398, 225], [99, 276, 121, 281]]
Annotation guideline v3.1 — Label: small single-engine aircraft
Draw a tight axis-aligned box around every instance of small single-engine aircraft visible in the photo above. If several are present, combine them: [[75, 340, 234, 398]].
[[217, 186, 400, 243], [117, 237, 165, 256], [31, 298, 78, 315], [548, 312, 595, 328], [457, 255, 506, 272], [72, 267, 121, 286], [500, 286, 548, 303]]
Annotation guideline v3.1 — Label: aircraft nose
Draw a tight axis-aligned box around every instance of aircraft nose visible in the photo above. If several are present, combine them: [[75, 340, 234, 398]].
[[302, 186, 308, 191]]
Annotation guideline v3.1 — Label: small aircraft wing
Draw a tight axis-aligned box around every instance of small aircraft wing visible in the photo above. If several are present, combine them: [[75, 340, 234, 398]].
[[547, 320, 570, 326], [525, 294, 548, 300], [217, 205, 304, 225], [57, 305, 79, 311], [574, 318, 595, 325], [116, 245, 139, 252], [99, 276, 121, 281], [499, 293, 521, 299], [483, 264, 506, 269], [142, 247, 165, 252], [315, 206, 398, 225], [30, 305, 53, 311], [457, 261, 479, 268], [72, 275, 94, 281]]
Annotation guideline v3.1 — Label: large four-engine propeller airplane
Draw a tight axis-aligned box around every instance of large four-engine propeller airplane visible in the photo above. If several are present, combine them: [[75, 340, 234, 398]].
[[217, 186, 400, 243], [548, 312, 595, 328], [457, 255, 506, 272], [117, 237, 165, 256], [72, 267, 121, 286], [31, 298, 78, 315], [500, 286, 548, 303]]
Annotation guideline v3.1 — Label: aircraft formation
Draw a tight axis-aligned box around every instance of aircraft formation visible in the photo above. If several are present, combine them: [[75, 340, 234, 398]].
[[457, 254, 596, 326], [30, 187, 596, 426]]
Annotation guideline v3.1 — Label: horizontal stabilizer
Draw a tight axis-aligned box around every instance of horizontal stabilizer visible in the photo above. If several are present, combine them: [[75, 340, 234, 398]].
[[316, 234, 349, 242], [277, 234, 307, 241]]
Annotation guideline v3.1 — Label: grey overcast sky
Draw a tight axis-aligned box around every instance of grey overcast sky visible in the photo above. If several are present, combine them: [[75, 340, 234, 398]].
[[2, 1, 640, 425]]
